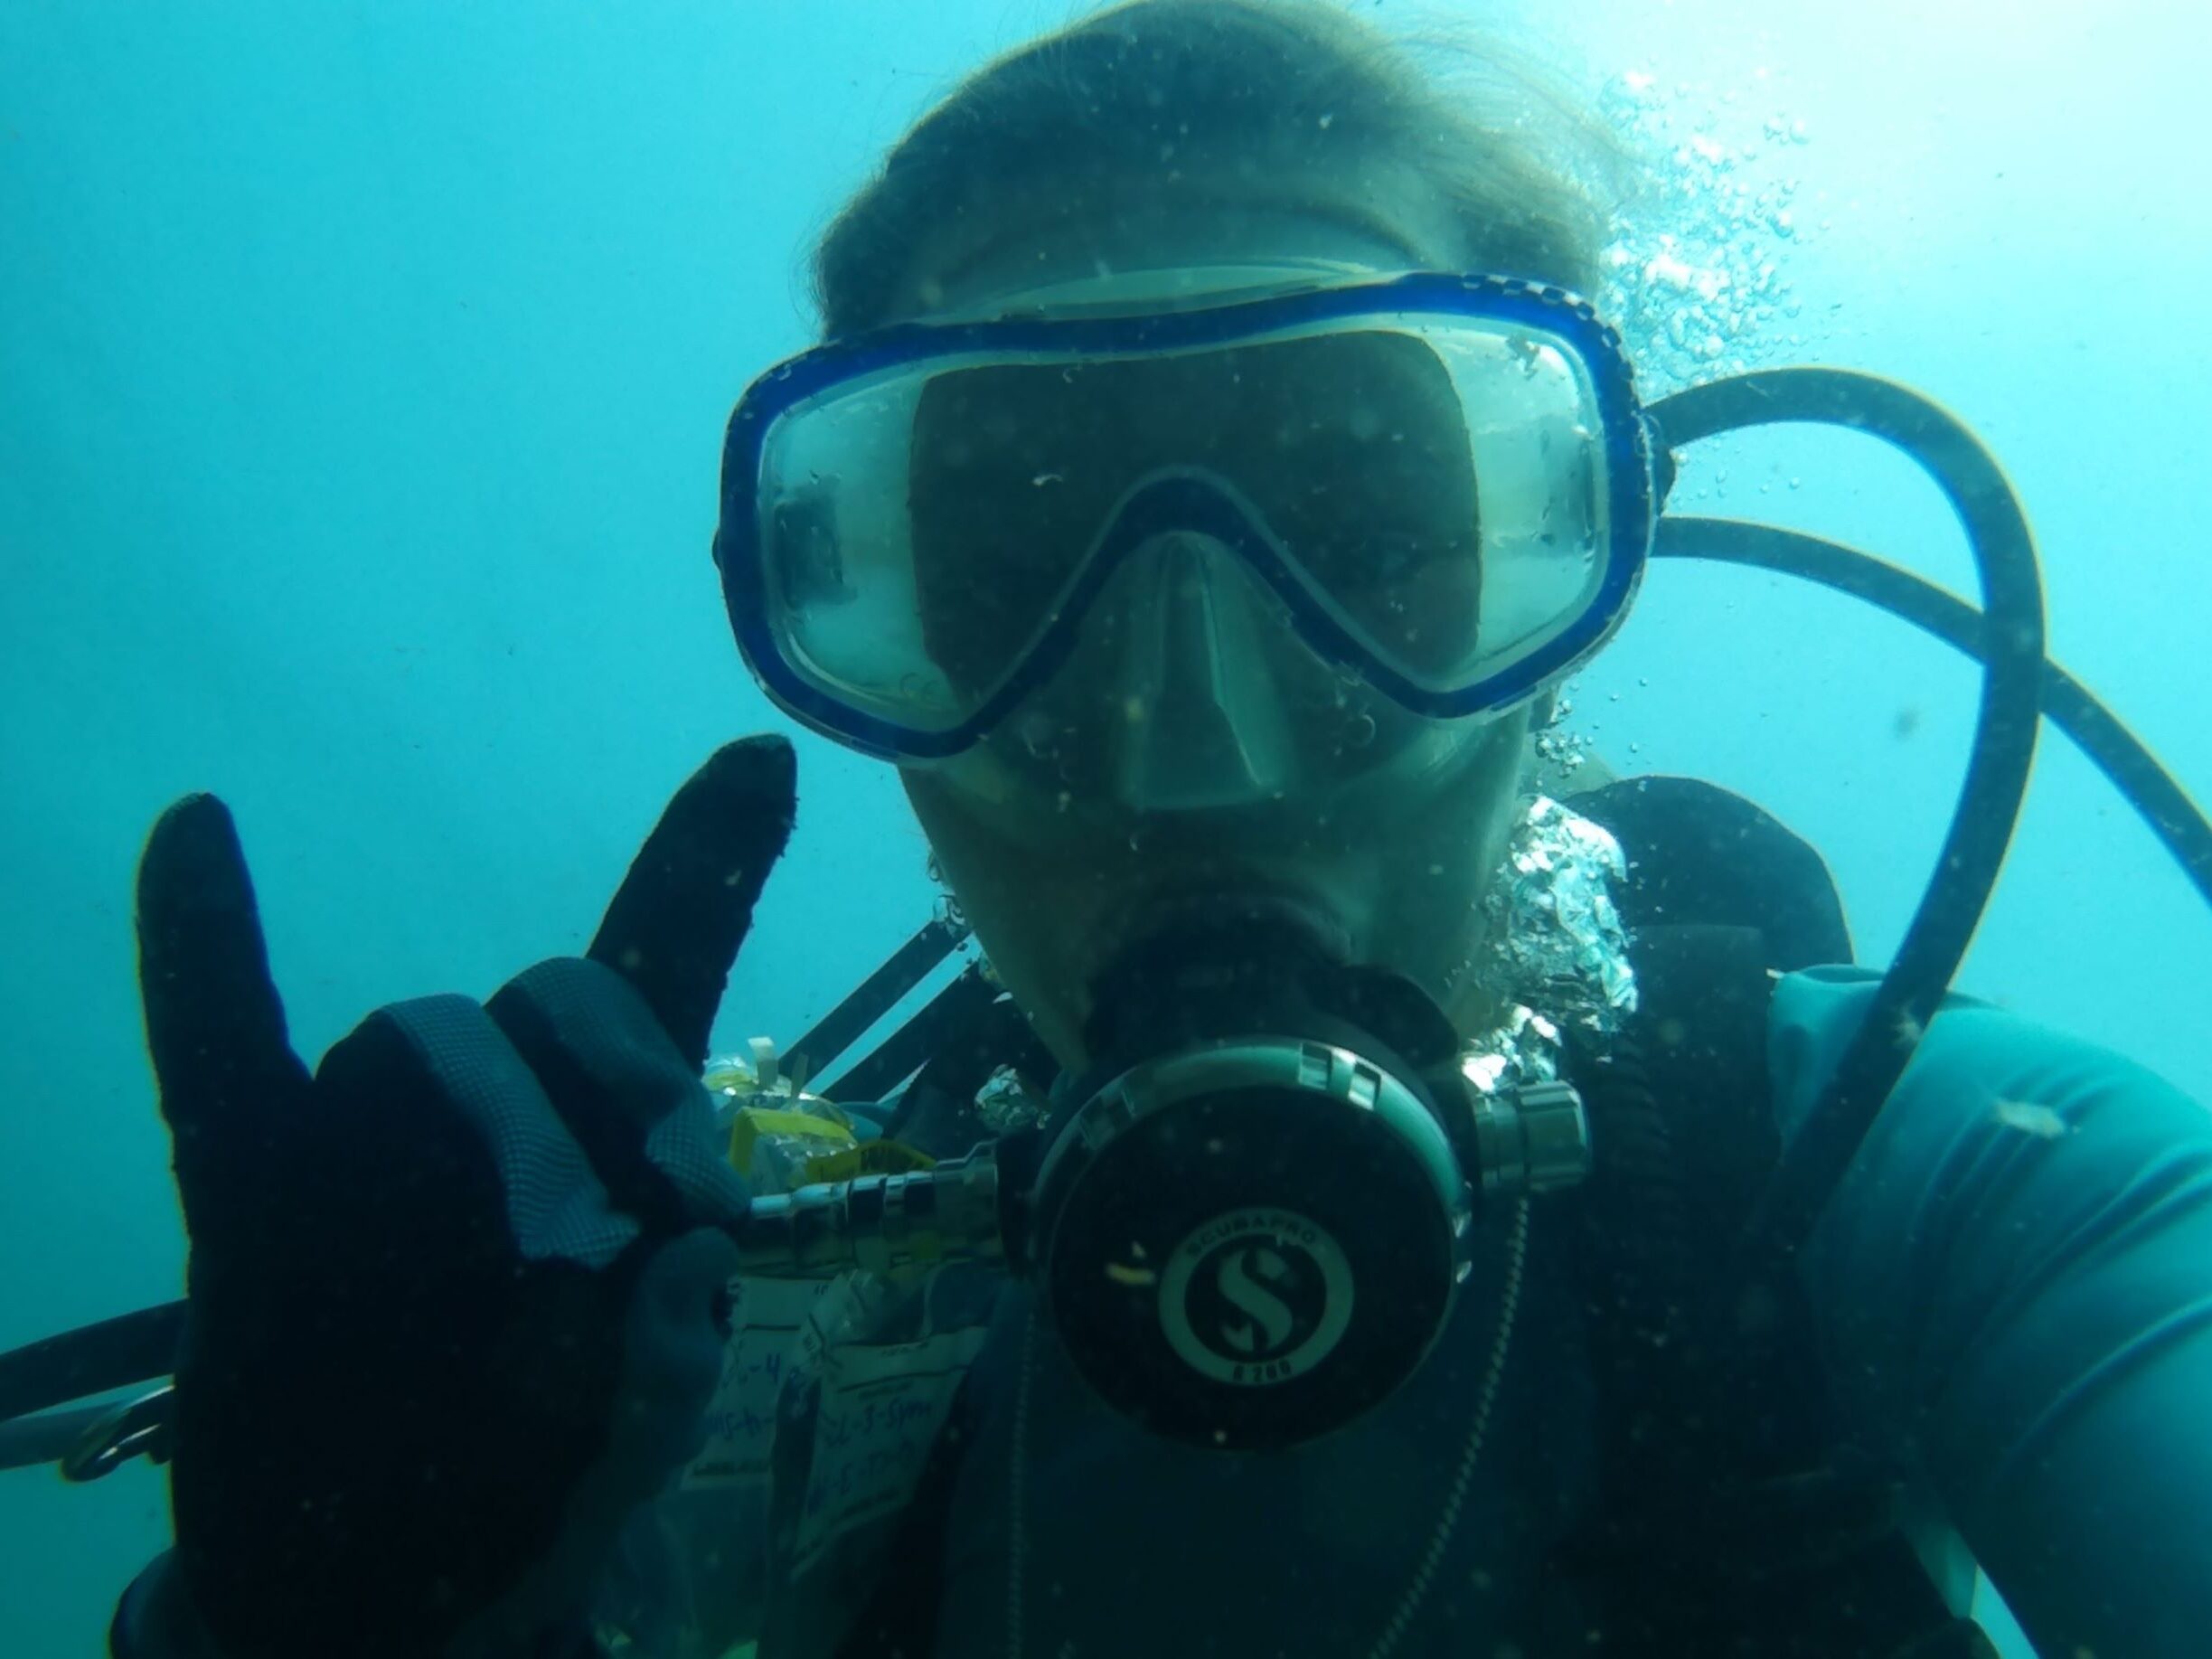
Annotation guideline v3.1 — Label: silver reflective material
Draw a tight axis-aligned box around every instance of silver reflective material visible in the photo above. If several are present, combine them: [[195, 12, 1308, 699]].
[[1469, 1078, 1593, 1194], [732, 1155, 1004, 1279], [1530, 689, 1595, 779], [975, 1065, 1048, 1133], [1462, 795, 1637, 1098]]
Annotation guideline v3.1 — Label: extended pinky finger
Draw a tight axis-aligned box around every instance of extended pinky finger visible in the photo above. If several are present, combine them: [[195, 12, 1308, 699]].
[[136, 796, 311, 1207]]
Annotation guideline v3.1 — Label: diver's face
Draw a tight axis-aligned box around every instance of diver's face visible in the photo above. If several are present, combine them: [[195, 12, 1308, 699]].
[[894, 159, 1534, 1069]]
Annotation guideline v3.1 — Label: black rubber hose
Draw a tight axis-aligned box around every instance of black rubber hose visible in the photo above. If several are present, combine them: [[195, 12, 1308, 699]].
[[0, 1403, 113, 1473], [1648, 369, 2047, 1266], [1657, 516, 2212, 910], [0, 1300, 183, 1426]]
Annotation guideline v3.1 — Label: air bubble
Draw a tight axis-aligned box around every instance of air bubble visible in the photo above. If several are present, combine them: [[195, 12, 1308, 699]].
[[1598, 72, 1826, 391]]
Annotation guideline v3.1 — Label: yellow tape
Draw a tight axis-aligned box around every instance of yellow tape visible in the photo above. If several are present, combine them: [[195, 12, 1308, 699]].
[[728, 1106, 857, 1175]]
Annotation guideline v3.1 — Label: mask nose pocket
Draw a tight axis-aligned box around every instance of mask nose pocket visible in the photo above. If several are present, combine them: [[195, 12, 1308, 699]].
[[1105, 533, 1299, 812]]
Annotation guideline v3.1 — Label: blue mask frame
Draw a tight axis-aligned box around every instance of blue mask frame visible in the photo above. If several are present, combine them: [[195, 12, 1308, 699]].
[[715, 271, 1660, 762]]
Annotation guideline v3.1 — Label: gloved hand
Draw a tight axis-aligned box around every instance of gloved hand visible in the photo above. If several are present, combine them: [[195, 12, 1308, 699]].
[[113, 738, 797, 1659]]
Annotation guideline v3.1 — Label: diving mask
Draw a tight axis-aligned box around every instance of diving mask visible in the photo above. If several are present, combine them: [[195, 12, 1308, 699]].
[[716, 271, 1658, 760]]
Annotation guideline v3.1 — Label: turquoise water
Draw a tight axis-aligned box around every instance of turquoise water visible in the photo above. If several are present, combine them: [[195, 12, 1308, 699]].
[[3, 3, 2207, 1652]]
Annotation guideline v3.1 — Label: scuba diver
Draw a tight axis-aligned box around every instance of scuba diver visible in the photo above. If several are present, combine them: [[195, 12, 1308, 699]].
[[58, 1, 2212, 1655]]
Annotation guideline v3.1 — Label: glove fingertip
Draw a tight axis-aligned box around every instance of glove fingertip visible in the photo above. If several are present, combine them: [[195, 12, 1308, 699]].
[[696, 734, 798, 872], [707, 731, 796, 807], [588, 737, 800, 1067], [138, 795, 245, 921], [136, 792, 305, 1138]]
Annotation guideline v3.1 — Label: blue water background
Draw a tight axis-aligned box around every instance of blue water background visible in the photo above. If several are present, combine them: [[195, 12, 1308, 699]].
[[3, 3, 2206, 1651]]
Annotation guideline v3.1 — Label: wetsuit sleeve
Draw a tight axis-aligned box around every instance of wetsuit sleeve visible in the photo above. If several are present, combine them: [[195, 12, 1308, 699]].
[[1769, 967, 2212, 1659]]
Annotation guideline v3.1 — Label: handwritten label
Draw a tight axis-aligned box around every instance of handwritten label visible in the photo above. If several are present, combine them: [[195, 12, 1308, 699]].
[[682, 1277, 833, 1491], [791, 1323, 988, 1568]]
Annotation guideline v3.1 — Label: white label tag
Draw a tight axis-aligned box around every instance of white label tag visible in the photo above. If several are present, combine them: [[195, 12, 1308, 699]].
[[790, 1321, 989, 1568], [682, 1277, 834, 1491]]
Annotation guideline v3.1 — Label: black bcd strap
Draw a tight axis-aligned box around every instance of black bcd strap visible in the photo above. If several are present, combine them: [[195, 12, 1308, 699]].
[[1551, 778, 1995, 1659]]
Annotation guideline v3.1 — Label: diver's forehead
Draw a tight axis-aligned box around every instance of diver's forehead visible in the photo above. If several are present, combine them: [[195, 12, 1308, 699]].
[[887, 155, 1467, 325]]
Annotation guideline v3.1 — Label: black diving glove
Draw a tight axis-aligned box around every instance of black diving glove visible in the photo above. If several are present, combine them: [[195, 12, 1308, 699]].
[[111, 737, 797, 1659]]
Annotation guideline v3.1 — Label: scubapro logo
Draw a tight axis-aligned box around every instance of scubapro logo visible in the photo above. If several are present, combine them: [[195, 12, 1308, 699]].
[[1159, 1209, 1354, 1386]]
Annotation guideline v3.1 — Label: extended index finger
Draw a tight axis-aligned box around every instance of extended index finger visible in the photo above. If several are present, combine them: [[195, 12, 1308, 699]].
[[136, 795, 309, 1152], [588, 736, 796, 1070]]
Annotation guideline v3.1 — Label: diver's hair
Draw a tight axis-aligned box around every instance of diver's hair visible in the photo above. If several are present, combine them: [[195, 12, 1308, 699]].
[[810, 0, 1632, 339]]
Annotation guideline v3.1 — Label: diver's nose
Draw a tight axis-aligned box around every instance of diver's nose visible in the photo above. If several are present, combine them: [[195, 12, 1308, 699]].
[[1106, 532, 1298, 811]]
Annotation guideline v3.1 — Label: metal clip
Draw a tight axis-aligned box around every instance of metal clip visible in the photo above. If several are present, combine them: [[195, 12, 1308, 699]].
[[1470, 1079, 1593, 1195], [61, 1383, 174, 1482]]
